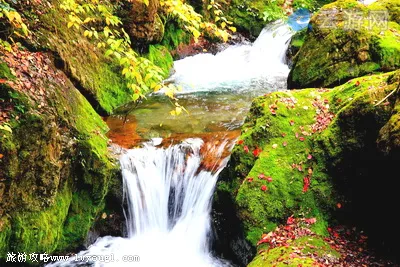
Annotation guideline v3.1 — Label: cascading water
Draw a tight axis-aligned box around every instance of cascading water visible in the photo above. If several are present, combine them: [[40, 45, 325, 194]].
[[114, 21, 295, 139], [164, 21, 293, 93], [49, 21, 296, 267], [47, 138, 235, 267]]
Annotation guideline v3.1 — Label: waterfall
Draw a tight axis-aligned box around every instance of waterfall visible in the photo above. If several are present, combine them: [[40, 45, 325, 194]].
[[163, 21, 294, 93], [47, 138, 235, 267], [47, 21, 295, 267]]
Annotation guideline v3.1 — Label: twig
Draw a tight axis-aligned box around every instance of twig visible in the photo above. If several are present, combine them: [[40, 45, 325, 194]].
[[374, 82, 399, 106]]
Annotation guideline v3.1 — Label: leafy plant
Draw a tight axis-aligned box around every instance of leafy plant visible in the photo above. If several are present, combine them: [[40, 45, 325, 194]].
[[60, 0, 180, 105], [262, 3, 285, 23], [0, 0, 29, 51], [160, 0, 235, 42], [0, 122, 12, 133]]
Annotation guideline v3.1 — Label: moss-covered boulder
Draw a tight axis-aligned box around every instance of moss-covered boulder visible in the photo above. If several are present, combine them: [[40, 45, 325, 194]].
[[215, 70, 400, 264], [0, 46, 118, 261], [288, 0, 400, 89]]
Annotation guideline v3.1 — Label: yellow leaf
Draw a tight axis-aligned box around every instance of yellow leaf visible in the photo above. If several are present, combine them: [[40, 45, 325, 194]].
[[215, 17, 220, 22], [84, 17, 92, 23], [153, 84, 162, 92], [84, 30, 90, 37], [144, 73, 154, 82], [175, 106, 182, 116], [67, 21, 74, 28], [207, 5, 212, 10], [143, 0, 149, 6], [228, 26, 237, 32], [221, 22, 226, 29], [193, 29, 201, 40]]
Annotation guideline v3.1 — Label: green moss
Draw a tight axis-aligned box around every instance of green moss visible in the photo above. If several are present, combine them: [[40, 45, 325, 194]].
[[221, 71, 399, 251], [288, 1, 400, 88], [225, 89, 337, 245], [58, 191, 104, 251], [226, 0, 283, 37], [0, 52, 118, 260], [0, 218, 11, 257], [0, 62, 14, 80], [248, 236, 339, 267], [161, 22, 191, 54], [370, 0, 400, 24], [145, 44, 174, 78], [9, 185, 72, 257], [32, 0, 134, 114]]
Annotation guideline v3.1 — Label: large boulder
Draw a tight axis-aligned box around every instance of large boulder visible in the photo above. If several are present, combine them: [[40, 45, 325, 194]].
[[288, 0, 400, 89], [0, 47, 119, 261], [214, 70, 400, 264]]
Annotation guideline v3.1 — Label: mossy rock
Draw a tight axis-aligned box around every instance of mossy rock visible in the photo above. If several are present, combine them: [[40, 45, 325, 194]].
[[161, 22, 191, 57], [288, 0, 400, 89], [18, 0, 137, 114], [145, 44, 174, 78], [0, 51, 119, 261], [248, 236, 340, 266], [216, 71, 400, 262]]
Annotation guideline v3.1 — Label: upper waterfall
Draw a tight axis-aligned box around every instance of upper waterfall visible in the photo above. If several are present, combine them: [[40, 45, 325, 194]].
[[164, 21, 294, 93]]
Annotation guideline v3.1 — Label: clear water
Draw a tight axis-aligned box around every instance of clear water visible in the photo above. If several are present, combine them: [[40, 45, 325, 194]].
[[48, 21, 294, 267], [106, 22, 294, 142]]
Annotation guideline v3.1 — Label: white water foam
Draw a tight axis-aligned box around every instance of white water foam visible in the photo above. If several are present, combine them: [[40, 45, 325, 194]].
[[47, 138, 235, 267], [164, 21, 294, 93]]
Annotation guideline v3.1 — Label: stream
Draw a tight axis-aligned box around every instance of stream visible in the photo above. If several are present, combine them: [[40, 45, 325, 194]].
[[47, 21, 294, 267]]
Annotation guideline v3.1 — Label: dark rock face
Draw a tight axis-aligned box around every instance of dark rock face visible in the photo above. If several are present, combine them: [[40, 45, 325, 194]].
[[123, 0, 165, 45]]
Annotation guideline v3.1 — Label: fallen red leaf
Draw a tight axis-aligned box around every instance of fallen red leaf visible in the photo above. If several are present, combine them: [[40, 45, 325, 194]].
[[305, 217, 317, 224], [307, 154, 312, 160], [297, 165, 303, 172], [253, 147, 262, 157], [283, 141, 287, 147], [237, 140, 244, 145], [289, 120, 295, 126], [258, 173, 266, 179], [355, 81, 360, 87], [337, 203, 342, 209], [299, 137, 305, 141], [247, 177, 254, 182], [303, 176, 310, 192], [243, 145, 249, 153], [287, 216, 295, 225], [267, 177, 273, 182], [261, 185, 268, 191], [0, 79, 7, 83]]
